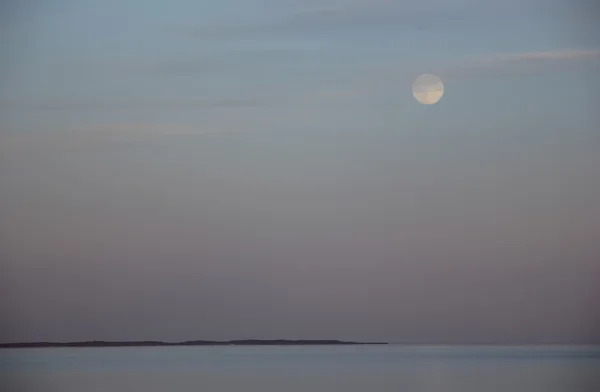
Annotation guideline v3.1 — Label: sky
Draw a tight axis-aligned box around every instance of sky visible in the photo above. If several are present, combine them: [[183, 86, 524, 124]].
[[1, 0, 599, 343]]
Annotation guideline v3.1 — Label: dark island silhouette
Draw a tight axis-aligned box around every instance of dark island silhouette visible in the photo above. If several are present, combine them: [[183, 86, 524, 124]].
[[0, 339, 388, 348]]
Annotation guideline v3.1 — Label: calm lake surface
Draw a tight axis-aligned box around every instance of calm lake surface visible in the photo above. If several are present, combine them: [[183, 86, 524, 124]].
[[2, 345, 600, 391]]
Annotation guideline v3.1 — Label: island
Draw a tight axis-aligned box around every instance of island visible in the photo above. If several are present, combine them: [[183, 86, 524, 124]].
[[0, 339, 388, 348]]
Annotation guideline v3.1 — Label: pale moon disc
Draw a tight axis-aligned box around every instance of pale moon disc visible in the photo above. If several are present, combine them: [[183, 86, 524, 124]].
[[412, 74, 444, 105]]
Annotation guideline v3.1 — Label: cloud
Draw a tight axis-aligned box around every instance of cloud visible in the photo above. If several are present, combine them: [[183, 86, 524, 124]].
[[489, 49, 600, 62], [74, 123, 214, 138], [1, 98, 263, 112], [148, 47, 324, 76], [181, 0, 558, 38], [295, 47, 600, 102], [178, 2, 436, 37], [0, 123, 227, 153], [390, 47, 599, 87], [440, 48, 600, 79]]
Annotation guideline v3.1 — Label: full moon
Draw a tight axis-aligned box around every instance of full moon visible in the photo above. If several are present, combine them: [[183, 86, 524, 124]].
[[412, 74, 444, 105]]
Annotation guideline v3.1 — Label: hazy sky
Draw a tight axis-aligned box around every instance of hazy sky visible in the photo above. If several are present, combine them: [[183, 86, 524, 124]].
[[1, 0, 599, 343]]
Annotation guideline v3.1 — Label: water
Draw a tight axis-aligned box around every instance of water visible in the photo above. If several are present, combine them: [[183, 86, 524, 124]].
[[2, 345, 600, 391]]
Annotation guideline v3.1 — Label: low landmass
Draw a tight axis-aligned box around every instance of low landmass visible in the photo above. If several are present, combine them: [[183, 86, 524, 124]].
[[0, 339, 388, 348]]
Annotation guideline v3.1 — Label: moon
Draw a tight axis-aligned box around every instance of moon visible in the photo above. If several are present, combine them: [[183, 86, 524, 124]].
[[412, 74, 444, 105]]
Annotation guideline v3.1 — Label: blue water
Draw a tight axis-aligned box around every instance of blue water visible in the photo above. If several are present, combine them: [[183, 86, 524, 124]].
[[2, 345, 600, 391]]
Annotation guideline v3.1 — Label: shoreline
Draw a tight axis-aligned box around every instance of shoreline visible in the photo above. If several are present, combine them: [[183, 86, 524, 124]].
[[0, 340, 388, 349]]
